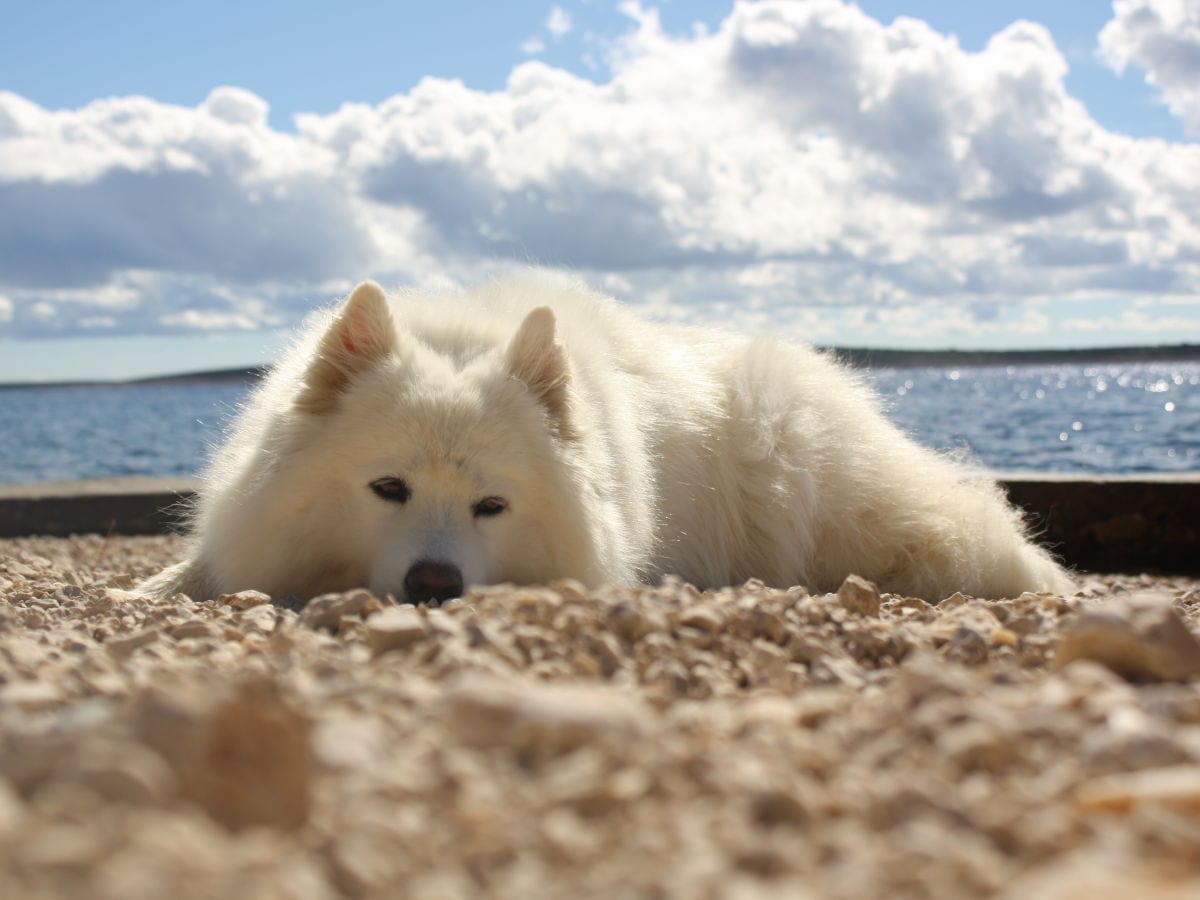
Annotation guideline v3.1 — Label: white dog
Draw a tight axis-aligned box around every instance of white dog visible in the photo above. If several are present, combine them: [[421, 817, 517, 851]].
[[141, 272, 1070, 604]]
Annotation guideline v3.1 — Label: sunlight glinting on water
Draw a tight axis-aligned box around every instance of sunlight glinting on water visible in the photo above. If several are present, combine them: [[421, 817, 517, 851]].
[[864, 363, 1198, 474], [0, 363, 1196, 483]]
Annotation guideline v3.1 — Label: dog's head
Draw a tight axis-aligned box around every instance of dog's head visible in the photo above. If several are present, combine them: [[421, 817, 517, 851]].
[[256, 280, 594, 604]]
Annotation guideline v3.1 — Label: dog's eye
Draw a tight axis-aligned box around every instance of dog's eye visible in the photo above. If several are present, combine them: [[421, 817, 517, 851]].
[[472, 496, 508, 518], [370, 477, 411, 503]]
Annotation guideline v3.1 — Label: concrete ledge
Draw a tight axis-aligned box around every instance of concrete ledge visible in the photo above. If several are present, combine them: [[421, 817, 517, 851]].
[[0, 477, 196, 539], [999, 473, 1199, 575], [0, 475, 1197, 574]]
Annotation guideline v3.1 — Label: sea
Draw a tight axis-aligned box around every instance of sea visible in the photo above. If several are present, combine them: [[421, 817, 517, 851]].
[[0, 362, 1196, 485]]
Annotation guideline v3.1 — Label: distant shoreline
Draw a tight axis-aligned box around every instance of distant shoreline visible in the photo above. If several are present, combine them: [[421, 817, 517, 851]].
[[0, 365, 269, 390], [1, 344, 1198, 389], [827, 343, 1200, 369]]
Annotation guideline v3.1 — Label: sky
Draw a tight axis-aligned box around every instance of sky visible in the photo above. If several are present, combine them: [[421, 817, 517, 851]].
[[1, 0, 1199, 381]]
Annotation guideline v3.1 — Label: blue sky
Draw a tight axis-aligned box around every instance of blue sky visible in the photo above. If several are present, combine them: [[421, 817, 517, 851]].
[[2, 0, 1199, 380], [2, 1, 1187, 139]]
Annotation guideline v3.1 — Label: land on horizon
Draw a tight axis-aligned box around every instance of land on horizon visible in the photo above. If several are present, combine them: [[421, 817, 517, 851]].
[[1, 343, 1198, 390]]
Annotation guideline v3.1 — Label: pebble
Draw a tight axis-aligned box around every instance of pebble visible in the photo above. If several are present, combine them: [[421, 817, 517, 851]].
[[365, 606, 430, 657], [0, 680, 65, 709], [4, 534, 1200, 899], [219, 589, 272, 610], [167, 619, 216, 641], [1055, 593, 1200, 682], [312, 715, 385, 771], [945, 626, 990, 666], [837, 574, 882, 617], [607, 602, 661, 642], [0, 777, 26, 839], [676, 605, 725, 634], [20, 824, 110, 870], [441, 678, 648, 756], [930, 604, 1002, 643], [1076, 765, 1200, 814], [64, 738, 176, 806], [237, 603, 279, 636], [105, 627, 160, 659], [298, 590, 385, 633], [134, 677, 314, 831]]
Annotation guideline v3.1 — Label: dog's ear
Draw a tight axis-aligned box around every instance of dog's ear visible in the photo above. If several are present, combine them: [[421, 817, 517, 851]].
[[505, 307, 576, 439], [297, 281, 397, 414]]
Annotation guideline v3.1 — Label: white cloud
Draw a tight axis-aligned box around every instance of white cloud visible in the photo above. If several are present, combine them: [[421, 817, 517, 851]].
[[159, 309, 261, 331], [521, 35, 547, 55], [303, 1, 1199, 306], [547, 6, 573, 40], [0, 87, 377, 292], [1062, 307, 1200, 334], [201, 85, 270, 127], [0, 1, 1198, 347], [522, 5, 574, 56], [0, 294, 11, 323], [1100, 0, 1200, 134]]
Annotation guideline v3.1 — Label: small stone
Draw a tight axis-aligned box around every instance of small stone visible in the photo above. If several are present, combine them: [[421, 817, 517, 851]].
[[1076, 765, 1200, 814], [366, 606, 429, 657], [750, 787, 810, 827], [441, 678, 647, 757], [940, 722, 1020, 772], [991, 627, 1020, 648], [106, 627, 160, 659], [330, 833, 401, 896], [238, 603, 278, 636], [103, 587, 142, 606], [837, 574, 881, 617], [6, 560, 39, 579], [167, 619, 215, 640], [298, 589, 385, 633], [21, 824, 109, 870], [0, 680, 64, 709], [929, 604, 1002, 643], [313, 715, 386, 771], [0, 778, 24, 840], [580, 632, 623, 678], [1007, 613, 1044, 635], [220, 589, 271, 610], [570, 648, 605, 678], [135, 676, 314, 831], [939, 592, 970, 609], [1081, 726, 1191, 776], [551, 579, 591, 604], [677, 605, 724, 633], [608, 602, 660, 642], [66, 738, 176, 806], [1, 636, 48, 673], [1055, 593, 1200, 682], [812, 655, 866, 688], [944, 626, 989, 665]]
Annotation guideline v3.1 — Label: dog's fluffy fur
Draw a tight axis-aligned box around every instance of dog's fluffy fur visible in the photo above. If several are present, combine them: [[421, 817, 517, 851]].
[[141, 272, 1070, 603]]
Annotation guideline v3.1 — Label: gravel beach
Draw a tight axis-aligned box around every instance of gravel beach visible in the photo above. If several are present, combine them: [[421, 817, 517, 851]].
[[2, 535, 1200, 899]]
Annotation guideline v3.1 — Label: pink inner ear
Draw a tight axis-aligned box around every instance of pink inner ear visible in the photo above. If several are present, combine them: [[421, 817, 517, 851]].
[[537, 354, 559, 385], [339, 305, 371, 356]]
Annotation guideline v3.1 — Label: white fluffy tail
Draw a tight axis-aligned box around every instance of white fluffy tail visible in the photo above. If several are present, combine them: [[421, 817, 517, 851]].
[[137, 559, 212, 602]]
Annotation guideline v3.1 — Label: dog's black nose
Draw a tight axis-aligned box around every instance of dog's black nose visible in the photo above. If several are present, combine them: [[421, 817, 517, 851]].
[[403, 560, 464, 605]]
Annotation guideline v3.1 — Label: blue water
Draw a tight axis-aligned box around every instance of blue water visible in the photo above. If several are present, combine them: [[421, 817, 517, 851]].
[[864, 363, 1198, 474], [0, 383, 247, 484], [0, 363, 1196, 484]]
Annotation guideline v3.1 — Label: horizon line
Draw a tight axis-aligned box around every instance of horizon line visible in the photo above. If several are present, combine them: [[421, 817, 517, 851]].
[[2, 341, 1198, 389]]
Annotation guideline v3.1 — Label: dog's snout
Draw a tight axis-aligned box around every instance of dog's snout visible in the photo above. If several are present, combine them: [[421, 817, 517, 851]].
[[403, 560, 464, 605]]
